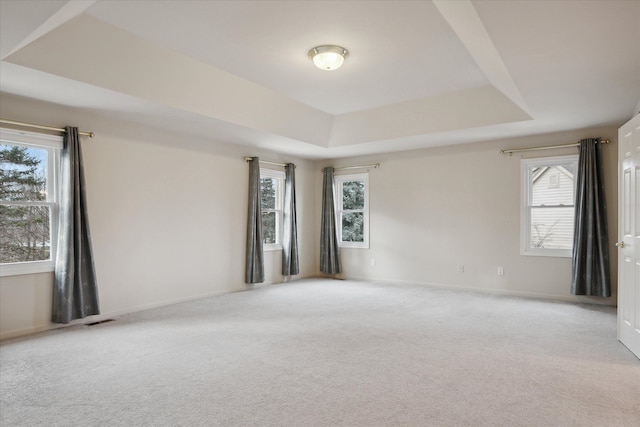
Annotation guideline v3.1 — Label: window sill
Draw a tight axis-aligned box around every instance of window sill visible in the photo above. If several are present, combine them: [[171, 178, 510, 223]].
[[0, 261, 55, 277], [339, 244, 370, 249], [264, 244, 283, 252], [521, 249, 572, 258]]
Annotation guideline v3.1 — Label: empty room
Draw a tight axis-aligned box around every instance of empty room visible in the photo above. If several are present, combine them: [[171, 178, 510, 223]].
[[1, 1, 639, 426]]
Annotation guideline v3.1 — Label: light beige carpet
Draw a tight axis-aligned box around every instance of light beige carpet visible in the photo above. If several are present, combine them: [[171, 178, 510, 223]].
[[1, 279, 639, 426]]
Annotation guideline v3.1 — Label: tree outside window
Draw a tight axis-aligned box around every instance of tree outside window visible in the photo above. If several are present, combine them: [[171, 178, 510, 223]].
[[1, 129, 61, 276], [1, 144, 51, 263], [260, 169, 284, 249], [341, 180, 365, 242], [335, 173, 369, 248]]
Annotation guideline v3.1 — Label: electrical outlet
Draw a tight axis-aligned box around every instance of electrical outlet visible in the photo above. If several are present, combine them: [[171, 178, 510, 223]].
[[370, 259, 376, 266], [458, 264, 465, 272], [497, 267, 504, 276]]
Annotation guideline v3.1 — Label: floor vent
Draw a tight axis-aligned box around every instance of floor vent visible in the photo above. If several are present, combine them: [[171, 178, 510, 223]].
[[86, 319, 115, 326]]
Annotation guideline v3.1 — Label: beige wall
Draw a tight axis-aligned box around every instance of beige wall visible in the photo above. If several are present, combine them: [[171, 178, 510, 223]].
[[325, 126, 619, 304], [0, 93, 622, 340], [0, 94, 317, 339]]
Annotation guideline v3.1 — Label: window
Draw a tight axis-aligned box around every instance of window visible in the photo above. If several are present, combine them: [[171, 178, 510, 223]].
[[1, 128, 62, 276], [335, 173, 369, 248], [521, 155, 578, 257], [260, 168, 284, 250]]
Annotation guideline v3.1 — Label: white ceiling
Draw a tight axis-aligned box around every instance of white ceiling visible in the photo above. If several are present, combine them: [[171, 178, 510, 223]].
[[0, 0, 638, 159]]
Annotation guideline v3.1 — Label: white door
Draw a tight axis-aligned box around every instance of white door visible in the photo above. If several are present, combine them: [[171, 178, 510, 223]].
[[618, 113, 640, 359]]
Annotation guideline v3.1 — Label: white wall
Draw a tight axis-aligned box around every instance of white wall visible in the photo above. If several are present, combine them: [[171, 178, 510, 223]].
[[0, 94, 317, 339], [324, 126, 619, 304]]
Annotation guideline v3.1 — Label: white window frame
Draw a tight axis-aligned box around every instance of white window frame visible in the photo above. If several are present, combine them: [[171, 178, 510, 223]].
[[521, 154, 578, 258], [1, 128, 62, 276], [260, 168, 285, 252], [335, 172, 369, 249]]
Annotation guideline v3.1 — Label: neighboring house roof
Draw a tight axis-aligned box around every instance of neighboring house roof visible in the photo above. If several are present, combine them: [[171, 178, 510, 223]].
[[532, 166, 574, 184]]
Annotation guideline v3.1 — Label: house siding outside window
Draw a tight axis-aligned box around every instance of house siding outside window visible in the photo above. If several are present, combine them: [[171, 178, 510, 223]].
[[521, 155, 578, 257]]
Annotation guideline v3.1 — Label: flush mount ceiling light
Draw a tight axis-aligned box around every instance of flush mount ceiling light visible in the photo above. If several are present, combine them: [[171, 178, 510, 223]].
[[308, 45, 349, 71]]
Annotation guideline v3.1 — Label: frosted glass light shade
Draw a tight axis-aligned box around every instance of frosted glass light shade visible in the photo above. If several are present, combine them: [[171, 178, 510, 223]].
[[308, 45, 348, 71]]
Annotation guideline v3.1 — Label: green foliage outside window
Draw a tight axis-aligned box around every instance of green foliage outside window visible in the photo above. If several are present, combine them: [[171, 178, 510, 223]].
[[260, 177, 277, 244], [341, 181, 365, 242], [0, 144, 51, 263]]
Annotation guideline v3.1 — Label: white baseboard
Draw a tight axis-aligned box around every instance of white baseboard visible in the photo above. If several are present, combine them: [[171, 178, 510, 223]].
[[4, 273, 612, 341], [342, 275, 617, 307], [1, 288, 234, 341], [253, 273, 318, 287], [0, 275, 320, 341]]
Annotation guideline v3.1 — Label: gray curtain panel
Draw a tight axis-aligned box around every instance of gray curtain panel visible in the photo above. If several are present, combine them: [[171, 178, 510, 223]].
[[282, 163, 299, 276], [320, 167, 341, 274], [52, 127, 100, 324], [245, 157, 264, 284], [571, 138, 611, 297]]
